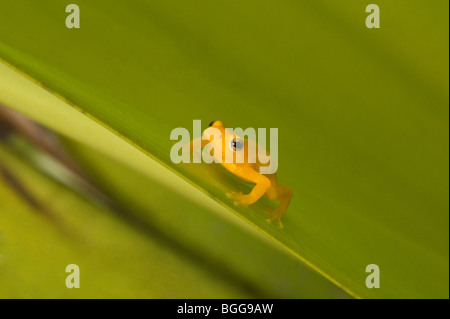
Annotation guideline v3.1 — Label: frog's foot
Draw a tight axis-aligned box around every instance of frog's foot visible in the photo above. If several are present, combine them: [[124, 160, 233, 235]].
[[263, 206, 274, 214], [226, 191, 253, 207], [266, 212, 284, 229]]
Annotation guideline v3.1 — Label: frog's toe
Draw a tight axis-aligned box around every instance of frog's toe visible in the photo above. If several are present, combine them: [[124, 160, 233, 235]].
[[266, 214, 284, 229], [227, 192, 253, 207], [226, 191, 242, 200], [233, 200, 243, 207]]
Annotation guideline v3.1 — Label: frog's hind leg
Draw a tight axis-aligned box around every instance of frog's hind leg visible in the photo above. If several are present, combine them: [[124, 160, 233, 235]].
[[265, 175, 293, 228]]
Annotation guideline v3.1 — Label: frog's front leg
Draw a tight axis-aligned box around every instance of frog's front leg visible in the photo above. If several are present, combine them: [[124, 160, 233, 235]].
[[226, 167, 271, 206], [189, 136, 210, 153], [186, 136, 211, 162]]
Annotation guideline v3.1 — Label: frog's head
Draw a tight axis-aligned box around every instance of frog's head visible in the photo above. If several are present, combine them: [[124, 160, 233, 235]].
[[204, 120, 244, 153], [203, 120, 226, 148], [204, 120, 225, 137]]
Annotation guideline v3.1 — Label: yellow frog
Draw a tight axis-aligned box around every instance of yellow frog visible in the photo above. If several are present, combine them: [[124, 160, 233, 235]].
[[190, 121, 292, 228]]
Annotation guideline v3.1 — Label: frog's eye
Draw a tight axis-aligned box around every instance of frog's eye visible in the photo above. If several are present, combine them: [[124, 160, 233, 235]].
[[230, 138, 243, 151], [208, 121, 216, 127]]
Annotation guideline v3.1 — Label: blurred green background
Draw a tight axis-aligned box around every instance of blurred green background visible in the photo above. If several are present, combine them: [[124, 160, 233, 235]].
[[0, 0, 448, 298]]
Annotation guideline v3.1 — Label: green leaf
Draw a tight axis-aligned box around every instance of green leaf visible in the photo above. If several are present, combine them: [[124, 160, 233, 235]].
[[0, 62, 346, 299], [0, 0, 448, 298]]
